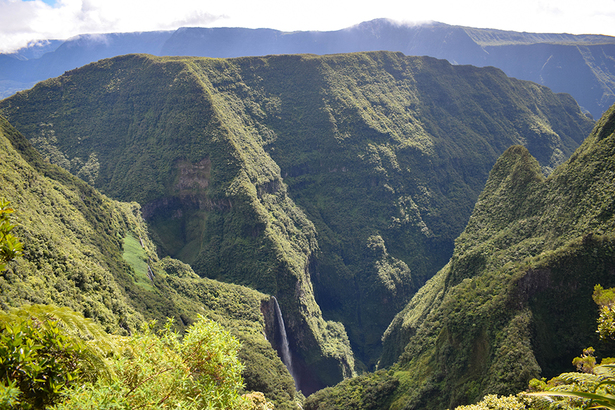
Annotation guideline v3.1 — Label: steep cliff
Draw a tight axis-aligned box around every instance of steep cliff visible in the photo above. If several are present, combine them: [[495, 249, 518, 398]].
[[0, 51, 593, 381], [373, 103, 615, 409]]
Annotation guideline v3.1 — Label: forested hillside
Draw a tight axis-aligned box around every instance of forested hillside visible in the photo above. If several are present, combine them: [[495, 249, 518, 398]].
[[0, 51, 594, 387], [0, 115, 299, 408], [306, 103, 615, 409]]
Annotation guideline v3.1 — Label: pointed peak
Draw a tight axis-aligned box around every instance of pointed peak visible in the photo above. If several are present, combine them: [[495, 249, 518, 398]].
[[483, 145, 544, 194], [594, 103, 615, 142], [557, 103, 615, 174], [460, 146, 543, 242]]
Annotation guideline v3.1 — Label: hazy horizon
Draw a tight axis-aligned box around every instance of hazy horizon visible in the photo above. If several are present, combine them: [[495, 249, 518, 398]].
[[1, 0, 614, 54]]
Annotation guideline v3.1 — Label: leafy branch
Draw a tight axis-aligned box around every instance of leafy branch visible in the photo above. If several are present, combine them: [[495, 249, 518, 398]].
[[0, 198, 22, 271]]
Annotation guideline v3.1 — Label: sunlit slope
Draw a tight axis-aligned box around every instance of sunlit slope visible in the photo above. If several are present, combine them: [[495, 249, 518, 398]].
[[0, 115, 299, 408], [0, 51, 594, 373]]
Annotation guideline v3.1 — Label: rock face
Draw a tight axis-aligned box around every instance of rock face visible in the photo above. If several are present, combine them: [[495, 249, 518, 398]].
[[0, 51, 593, 387]]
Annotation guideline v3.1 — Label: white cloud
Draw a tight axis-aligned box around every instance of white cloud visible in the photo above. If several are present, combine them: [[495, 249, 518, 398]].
[[0, 0, 614, 53], [0, 0, 230, 52]]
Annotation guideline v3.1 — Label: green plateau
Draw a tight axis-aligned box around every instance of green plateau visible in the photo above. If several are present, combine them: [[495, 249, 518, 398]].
[[306, 103, 615, 409], [0, 115, 299, 409], [0, 51, 595, 392]]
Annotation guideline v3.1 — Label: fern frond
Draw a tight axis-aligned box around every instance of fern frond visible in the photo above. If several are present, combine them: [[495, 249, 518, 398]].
[[526, 391, 615, 409], [596, 365, 615, 379], [554, 371, 602, 386]]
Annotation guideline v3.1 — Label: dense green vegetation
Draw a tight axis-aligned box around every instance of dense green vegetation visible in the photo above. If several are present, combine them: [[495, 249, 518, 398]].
[[0, 198, 22, 272], [307, 104, 615, 409], [0, 115, 299, 408], [0, 305, 261, 409], [3, 44, 615, 410], [440, 285, 615, 410], [304, 370, 400, 410], [1, 54, 356, 390], [0, 52, 594, 380], [0, 312, 79, 408]]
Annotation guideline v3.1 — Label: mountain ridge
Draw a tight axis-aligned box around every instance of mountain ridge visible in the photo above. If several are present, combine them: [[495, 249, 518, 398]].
[[305, 102, 615, 409], [0, 51, 594, 384], [1, 19, 614, 118]]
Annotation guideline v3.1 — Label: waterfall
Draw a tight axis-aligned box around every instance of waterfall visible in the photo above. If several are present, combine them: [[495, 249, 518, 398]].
[[272, 296, 298, 389]]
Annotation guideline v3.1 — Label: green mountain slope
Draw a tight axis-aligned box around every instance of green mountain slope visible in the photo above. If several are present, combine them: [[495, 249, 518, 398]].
[[0, 115, 299, 408], [0, 51, 593, 379], [346, 103, 615, 409]]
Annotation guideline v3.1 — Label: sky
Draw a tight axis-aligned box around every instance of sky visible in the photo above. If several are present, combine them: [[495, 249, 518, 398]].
[[1, 0, 615, 53]]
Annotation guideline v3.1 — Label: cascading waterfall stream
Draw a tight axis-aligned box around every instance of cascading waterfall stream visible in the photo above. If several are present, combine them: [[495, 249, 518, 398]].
[[272, 296, 299, 389]]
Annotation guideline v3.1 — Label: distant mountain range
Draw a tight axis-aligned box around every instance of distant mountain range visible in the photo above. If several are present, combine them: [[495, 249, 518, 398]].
[[1, 19, 614, 119]]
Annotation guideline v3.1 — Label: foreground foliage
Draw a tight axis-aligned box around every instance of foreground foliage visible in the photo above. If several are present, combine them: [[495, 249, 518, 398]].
[[0, 304, 117, 409], [55, 318, 248, 409], [0, 315, 84, 408], [0, 305, 254, 409]]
